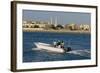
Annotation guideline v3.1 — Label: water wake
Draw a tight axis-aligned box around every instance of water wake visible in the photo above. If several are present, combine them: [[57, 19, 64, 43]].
[[32, 48, 90, 58], [67, 50, 90, 58]]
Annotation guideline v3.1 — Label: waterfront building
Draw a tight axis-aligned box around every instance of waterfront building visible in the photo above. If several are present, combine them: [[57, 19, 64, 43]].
[[22, 20, 49, 28], [79, 24, 90, 30], [65, 24, 79, 30]]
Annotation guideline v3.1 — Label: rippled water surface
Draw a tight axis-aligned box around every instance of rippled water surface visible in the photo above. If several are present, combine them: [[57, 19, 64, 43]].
[[23, 32, 91, 62]]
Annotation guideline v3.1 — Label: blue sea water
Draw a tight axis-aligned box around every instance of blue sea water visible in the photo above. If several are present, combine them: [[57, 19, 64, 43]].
[[23, 32, 91, 62]]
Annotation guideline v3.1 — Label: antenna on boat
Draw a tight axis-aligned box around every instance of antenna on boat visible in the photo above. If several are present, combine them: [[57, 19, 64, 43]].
[[66, 40, 72, 52]]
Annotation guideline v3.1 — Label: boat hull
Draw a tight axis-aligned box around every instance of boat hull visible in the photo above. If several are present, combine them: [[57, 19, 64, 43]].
[[34, 42, 65, 53]]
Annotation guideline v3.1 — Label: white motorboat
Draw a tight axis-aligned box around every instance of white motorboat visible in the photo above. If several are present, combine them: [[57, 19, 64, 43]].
[[34, 42, 65, 53]]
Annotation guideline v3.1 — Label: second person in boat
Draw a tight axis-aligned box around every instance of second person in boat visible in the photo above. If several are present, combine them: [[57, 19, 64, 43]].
[[53, 40, 64, 48]]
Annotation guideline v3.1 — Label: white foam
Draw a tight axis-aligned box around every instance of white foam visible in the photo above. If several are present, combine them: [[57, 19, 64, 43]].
[[67, 50, 90, 58]]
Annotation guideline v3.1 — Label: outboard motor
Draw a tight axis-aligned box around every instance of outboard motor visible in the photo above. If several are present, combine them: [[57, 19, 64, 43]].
[[63, 47, 72, 53], [67, 47, 72, 52]]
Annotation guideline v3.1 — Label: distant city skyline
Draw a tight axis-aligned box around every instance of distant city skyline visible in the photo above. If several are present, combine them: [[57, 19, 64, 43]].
[[23, 10, 91, 25]]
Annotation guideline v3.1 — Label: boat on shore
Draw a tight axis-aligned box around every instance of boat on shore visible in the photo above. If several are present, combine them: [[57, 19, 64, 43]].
[[34, 42, 71, 53]]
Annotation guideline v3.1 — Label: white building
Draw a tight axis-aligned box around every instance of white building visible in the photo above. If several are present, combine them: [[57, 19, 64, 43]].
[[80, 24, 90, 30], [22, 21, 48, 28]]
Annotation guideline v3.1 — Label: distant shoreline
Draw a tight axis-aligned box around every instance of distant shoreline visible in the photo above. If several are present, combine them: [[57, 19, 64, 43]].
[[23, 28, 90, 34]]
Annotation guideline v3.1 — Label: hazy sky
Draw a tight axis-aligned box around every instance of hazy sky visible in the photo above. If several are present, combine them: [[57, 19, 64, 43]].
[[23, 10, 91, 25]]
